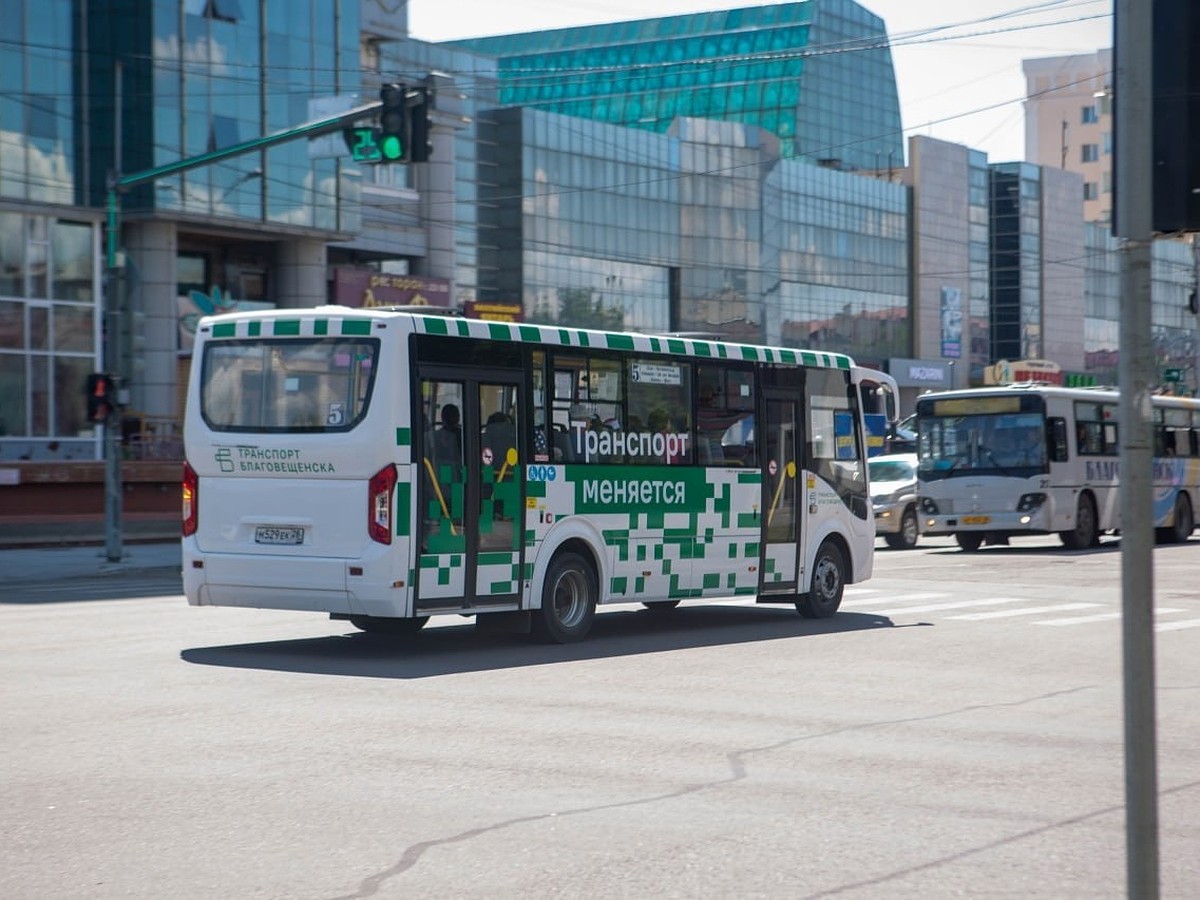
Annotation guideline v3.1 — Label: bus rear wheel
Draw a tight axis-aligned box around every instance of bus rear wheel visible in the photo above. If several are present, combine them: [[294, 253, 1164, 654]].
[[533, 551, 597, 644], [797, 540, 845, 619], [349, 615, 429, 636], [955, 532, 984, 552], [1060, 493, 1098, 549], [1167, 493, 1194, 544]]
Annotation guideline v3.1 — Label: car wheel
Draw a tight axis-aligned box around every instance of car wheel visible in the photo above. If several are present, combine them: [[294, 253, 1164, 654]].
[[885, 507, 919, 550]]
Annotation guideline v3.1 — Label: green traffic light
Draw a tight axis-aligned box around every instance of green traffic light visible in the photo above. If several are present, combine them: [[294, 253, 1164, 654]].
[[380, 134, 403, 160]]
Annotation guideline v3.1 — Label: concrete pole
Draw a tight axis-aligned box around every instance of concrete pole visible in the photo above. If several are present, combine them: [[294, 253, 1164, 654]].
[[1113, 1, 1158, 896]]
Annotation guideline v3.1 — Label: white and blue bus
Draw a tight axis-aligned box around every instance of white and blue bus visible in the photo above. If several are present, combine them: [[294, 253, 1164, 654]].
[[916, 384, 1200, 550], [183, 306, 897, 642]]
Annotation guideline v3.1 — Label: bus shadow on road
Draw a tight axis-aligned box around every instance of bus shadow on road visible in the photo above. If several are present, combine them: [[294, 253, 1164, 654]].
[[180, 606, 899, 679], [923, 539, 1124, 557]]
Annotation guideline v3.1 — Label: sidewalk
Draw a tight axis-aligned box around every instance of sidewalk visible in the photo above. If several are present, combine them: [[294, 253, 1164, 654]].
[[1, 541, 182, 585]]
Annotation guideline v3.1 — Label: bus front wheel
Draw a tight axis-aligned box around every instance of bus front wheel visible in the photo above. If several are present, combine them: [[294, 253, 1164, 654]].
[[533, 551, 597, 644], [1060, 493, 1098, 549], [797, 540, 846, 619], [955, 533, 984, 552]]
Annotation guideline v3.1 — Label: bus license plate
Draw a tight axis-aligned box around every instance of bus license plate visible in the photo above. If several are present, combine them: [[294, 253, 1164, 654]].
[[255, 526, 305, 545], [961, 515, 990, 525]]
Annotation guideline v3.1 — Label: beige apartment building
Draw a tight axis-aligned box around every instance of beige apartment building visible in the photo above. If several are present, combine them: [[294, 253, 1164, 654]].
[[1023, 49, 1112, 224]]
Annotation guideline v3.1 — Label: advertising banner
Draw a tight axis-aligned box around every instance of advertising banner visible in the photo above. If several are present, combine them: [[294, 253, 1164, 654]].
[[940, 286, 963, 359]]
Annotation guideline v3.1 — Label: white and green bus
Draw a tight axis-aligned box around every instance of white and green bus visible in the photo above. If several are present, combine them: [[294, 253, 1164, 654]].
[[183, 306, 896, 643]]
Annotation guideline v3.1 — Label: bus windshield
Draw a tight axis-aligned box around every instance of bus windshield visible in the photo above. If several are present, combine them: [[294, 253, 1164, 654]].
[[918, 409, 1047, 478]]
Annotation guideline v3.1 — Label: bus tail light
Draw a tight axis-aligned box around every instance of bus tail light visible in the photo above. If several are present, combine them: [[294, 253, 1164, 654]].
[[368, 464, 397, 545], [182, 461, 198, 536]]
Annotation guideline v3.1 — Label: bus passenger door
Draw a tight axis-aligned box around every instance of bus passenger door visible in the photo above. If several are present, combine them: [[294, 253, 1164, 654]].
[[474, 379, 523, 602], [759, 391, 801, 594], [416, 372, 523, 608]]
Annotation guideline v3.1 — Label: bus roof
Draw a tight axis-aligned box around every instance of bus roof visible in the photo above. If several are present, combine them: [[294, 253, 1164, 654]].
[[196, 305, 856, 371], [916, 383, 1200, 408]]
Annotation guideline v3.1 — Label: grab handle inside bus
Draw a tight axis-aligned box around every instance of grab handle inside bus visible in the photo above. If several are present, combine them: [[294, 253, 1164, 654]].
[[422, 456, 458, 536]]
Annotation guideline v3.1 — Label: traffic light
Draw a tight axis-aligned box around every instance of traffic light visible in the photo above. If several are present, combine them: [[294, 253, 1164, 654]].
[[408, 87, 432, 163], [86, 373, 117, 423], [378, 83, 408, 162]]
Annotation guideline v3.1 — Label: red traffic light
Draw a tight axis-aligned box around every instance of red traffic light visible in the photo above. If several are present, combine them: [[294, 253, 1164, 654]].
[[86, 373, 117, 423]]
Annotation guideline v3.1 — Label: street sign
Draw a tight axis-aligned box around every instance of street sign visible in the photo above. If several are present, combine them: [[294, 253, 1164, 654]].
[[1164, 367, 1183, 383]]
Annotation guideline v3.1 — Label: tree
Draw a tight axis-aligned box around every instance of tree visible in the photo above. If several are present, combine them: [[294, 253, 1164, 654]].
[[557, 287, 625, 331]]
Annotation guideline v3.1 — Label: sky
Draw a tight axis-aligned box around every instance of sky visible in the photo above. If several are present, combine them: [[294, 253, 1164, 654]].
[[407, 0, 1113, 164]]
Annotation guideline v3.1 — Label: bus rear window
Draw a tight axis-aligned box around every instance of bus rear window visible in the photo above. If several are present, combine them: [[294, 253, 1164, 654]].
[[200, 338, 379, 432]]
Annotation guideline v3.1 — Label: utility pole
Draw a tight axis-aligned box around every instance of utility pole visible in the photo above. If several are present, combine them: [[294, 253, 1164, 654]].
[[100, 99, 383, 558], [1113, 1, 1159, 896]]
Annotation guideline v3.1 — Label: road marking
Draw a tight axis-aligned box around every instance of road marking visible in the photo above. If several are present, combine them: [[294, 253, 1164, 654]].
[[1156, 618, 1200, 632], [1035, 607, 1186, 627], [840, 592, 948, 608], [867, 597, 1029, 616], [949, 602, 1101, 620]]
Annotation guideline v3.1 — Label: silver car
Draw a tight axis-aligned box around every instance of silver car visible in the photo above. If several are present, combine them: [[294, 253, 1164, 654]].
[[868, 452, 920, 549]]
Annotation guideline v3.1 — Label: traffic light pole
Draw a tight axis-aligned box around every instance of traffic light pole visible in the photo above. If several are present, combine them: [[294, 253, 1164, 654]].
[[1114, 2, 1159, 896], [100, 100, 382, 559]]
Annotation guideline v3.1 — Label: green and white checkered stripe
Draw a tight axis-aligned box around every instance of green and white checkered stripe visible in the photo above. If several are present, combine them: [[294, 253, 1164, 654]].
[[204, 310, 852, 369], [413, 315, 852, 370], [207, 316, 376, 338]]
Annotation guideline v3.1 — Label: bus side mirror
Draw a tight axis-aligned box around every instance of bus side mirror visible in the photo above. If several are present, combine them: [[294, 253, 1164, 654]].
[[1047, 417, 1069, 463]]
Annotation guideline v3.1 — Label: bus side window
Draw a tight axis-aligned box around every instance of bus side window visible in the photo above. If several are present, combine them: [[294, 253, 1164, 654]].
[[1047, 417, 1068, 462]]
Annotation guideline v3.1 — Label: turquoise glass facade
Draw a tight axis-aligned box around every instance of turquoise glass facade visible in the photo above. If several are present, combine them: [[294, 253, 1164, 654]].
[[449, 0, 903, 172]]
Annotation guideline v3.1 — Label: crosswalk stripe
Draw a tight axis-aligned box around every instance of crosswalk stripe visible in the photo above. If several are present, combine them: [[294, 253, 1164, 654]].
[[1155, 618, 1200, 632], [840, 592, 948, 608], [949, 602, 1101, 620], [867, 597, 1029, 616], [1035, 607, 1187, 627]]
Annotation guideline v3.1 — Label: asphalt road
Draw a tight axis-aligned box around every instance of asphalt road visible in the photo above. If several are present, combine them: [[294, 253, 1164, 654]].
[[2, 534, 1198, 898]]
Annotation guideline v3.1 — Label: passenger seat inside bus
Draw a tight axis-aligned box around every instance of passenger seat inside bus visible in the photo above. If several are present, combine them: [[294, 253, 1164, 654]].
[[483, 412, 516, 464]]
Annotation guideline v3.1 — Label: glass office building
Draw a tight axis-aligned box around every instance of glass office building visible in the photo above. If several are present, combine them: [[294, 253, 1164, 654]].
[[1084, 224, 1197, 390], [479, 108, 908, 364], [0, 0, 363, 460], [448, 0, 903, 173]]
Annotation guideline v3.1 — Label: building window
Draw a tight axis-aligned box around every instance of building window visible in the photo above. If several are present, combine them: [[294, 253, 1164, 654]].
[[1102, 132, 1112, 155], [185, 0, 242, 22], [26, 95, 58, 141], [1081, 144, 1099, 163], [1081, 106, 1098, 124], [209, 116, 240, 152], [1084, 182, 1099, 201]]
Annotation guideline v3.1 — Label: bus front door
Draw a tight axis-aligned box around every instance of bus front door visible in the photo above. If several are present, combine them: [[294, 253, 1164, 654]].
[[759, 391, 801, 595], [417, 372, 524, 609]]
